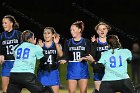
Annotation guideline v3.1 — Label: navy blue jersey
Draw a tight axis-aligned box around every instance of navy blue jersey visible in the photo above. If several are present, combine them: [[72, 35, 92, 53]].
[[91, 39, 109, 73], [64, 37, 91, 61], [39, 41, 59, 71], [0, 30, 21, 60], [91, 39, 109, 61], [63, 37, 91, 79]]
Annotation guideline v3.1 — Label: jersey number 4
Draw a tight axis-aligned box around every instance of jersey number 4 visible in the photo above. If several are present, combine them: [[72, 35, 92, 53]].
[[44, 55, 52, 64], [16, 48, 30, 59]]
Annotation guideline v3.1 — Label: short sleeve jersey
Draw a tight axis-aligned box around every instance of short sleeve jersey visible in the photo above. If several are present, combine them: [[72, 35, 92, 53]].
[[98, 49, 132, 81], [11, 42, 44, 74]]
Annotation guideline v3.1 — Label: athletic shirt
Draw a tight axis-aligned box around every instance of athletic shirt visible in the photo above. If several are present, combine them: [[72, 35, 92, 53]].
[[39, 41, 59, 71], [91, 39, 109, 61], [98, 48, 132, 81], [0, 30, 21, 60], [11, 42, 44, 74], [91, 39, 109, 73], [64, 37, 91, 62]]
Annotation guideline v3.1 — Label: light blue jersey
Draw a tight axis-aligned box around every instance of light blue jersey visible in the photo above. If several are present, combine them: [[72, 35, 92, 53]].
[[98, 48, 132, 81], [11, 42, 44, 74]]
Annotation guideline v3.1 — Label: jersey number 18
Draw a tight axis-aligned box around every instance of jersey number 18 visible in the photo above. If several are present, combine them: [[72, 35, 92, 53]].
[[73, 52, 81, 61]]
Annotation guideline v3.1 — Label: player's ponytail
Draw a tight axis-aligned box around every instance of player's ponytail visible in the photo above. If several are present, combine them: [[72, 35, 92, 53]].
[[107, 35, 121, 54], [21, 30, 34, 42]]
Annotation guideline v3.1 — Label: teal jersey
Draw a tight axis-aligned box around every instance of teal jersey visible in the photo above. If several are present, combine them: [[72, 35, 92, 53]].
[[98, 48, 132, 81], [11, 42, 44, 74]]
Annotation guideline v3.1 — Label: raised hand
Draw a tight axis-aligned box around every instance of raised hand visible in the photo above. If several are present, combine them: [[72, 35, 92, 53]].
[[53, 34, 60, 44], [33, 37, 37, 44], [91, 35, 96, 42], [37, 39, 44, 47]]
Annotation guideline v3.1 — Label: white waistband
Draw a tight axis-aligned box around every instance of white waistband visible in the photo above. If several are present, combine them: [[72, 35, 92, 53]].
[[69, 61, 80, 62], [4, 60, 15, 61]]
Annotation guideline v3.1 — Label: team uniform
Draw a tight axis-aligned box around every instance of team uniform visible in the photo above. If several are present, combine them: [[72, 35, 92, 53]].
[[0, 29, 21, 76], [7, 42, 45, 93], [63, 37, 90, 80], [37, 41, 60, 86], [98, 48, 135, 93], [91, 39, 109, 80]]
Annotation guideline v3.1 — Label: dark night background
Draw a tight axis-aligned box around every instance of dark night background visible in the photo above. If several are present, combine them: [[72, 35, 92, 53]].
[[0, 0, 140, 49]]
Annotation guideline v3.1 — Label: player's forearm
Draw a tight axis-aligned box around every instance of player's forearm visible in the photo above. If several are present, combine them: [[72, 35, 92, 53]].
[[55, 43, 63, 57]]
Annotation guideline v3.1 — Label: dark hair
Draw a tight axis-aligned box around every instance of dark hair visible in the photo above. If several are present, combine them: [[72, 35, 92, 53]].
[[107, 35, 121, 54], [72, 21, 84, 33], [3, 15, 19, 29], [21, 30, 34, 42]]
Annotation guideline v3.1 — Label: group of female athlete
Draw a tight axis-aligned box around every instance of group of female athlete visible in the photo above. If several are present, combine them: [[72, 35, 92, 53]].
[[0, 15, 136, 93]]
